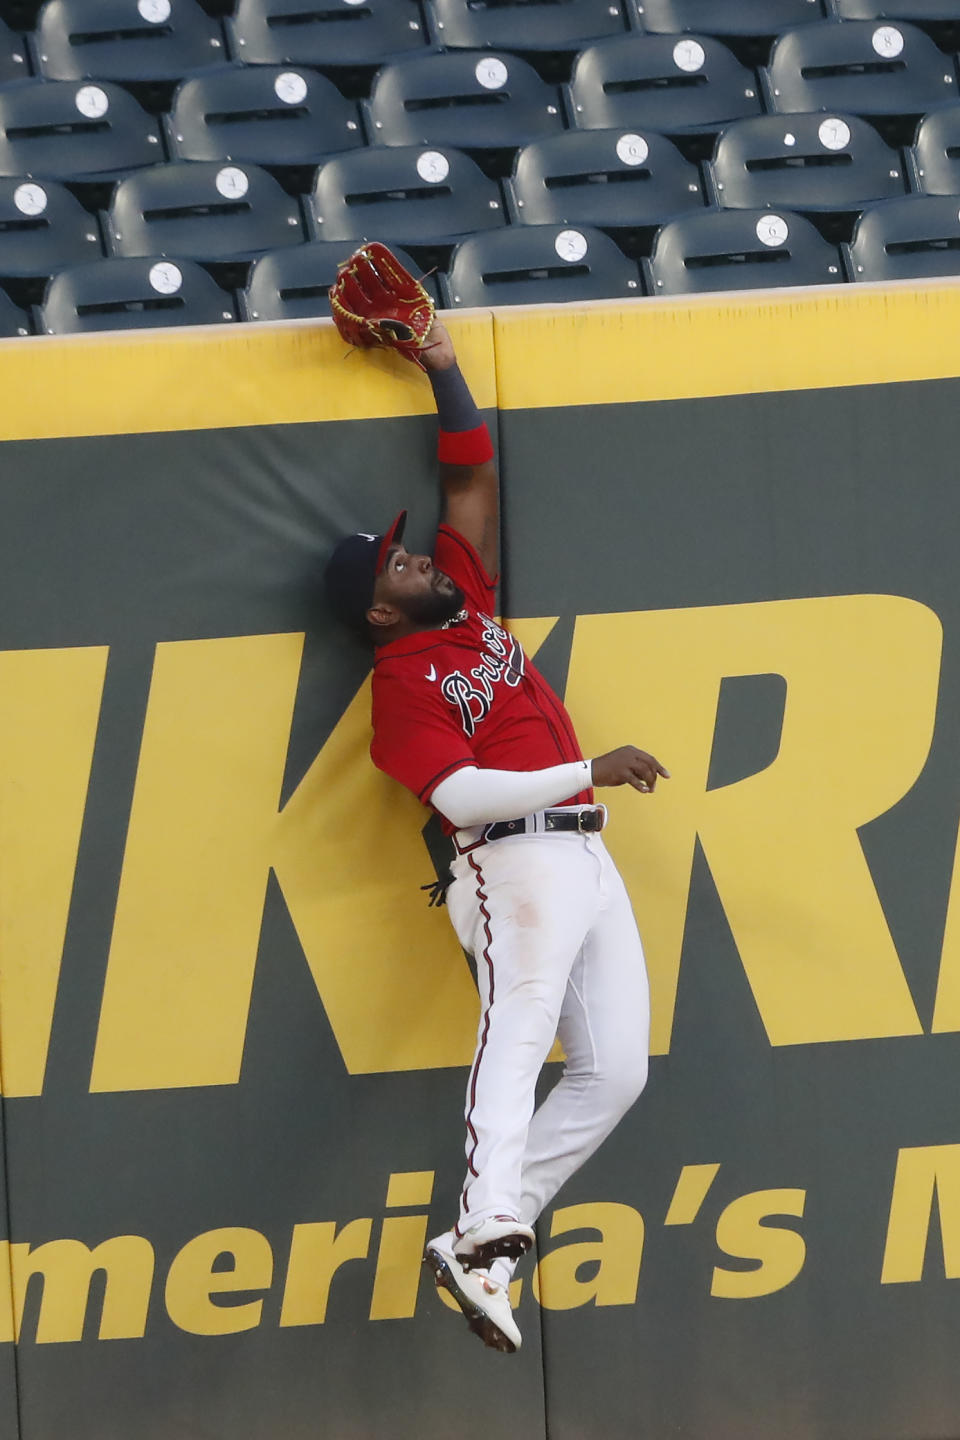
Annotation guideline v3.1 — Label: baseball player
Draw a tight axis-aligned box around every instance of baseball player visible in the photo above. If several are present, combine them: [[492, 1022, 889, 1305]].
[[324, 247, 667, 1354]]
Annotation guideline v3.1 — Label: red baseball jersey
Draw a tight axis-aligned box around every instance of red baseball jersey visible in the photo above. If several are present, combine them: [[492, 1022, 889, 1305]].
[[371, 523, 593, 828]]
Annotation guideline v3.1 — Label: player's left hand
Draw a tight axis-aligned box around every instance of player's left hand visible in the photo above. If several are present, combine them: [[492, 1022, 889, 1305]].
[[592, 746, 670, 793]]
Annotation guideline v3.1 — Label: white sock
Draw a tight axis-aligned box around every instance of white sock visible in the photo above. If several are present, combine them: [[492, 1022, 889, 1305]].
[[488, 1254, 519, 1290]]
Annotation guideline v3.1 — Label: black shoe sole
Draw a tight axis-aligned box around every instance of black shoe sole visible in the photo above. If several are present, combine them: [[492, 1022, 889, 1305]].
[[458, 1233, 533, 1272], [422, 1248, 517, 1354]]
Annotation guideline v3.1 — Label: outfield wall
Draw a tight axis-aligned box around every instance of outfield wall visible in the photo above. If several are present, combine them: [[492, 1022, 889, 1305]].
[[3, 286, 960, 1439]]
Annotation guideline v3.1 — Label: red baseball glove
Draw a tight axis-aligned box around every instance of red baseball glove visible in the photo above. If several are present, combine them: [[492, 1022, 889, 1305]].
[[329, 242, 435, 369]]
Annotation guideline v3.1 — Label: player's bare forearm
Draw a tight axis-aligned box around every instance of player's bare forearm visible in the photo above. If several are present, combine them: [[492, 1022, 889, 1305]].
[[423, 319, 500, 577]]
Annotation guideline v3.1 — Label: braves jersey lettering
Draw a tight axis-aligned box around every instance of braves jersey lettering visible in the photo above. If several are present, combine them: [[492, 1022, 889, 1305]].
[[370, 524, 592, 826], [440, 616, 525, 737], [480, 616, 524, 688]]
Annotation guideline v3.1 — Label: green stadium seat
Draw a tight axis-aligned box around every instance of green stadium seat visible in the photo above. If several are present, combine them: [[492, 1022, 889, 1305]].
[[568, 34, 762, 141], [644, 206, 844, 291], [442, 223, 642, 306], [106, 160, 304, 262], [0, 284, 31, 332], [833, 0, 960, 49], [0, 177, 101, 282], [0, 80, 164, 183], [364, 51, 564, 156], [242, 239, 438, 320], [505, 128, 703, 250], [763, 20, 957, 122], [308, 144, 506, 247], [31, 0, 226, 83], [38, 255, 234, 331], [425, 0, 627, 54], [845, 193, 960, 278], [225, 0, 430, 69], [709, 112, 907, 215], [834, 0, 960, 14], [629, 0, 825, 36], [910, 104, 960, 193], [166, 64, 364, 170]]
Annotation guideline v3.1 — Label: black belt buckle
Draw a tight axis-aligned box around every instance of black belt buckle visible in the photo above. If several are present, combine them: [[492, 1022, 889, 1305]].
[[577, 808, 601, 833]]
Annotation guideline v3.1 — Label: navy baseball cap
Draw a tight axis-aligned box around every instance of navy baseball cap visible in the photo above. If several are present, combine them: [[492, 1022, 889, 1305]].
[[324, 509, 407, 634]]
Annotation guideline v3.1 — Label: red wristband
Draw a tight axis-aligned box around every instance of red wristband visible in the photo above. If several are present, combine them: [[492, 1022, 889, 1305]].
[[438, 423, 494, 467]]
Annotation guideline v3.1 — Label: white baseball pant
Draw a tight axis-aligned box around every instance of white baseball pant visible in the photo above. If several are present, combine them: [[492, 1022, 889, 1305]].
[[444, 817, 650, 1249]]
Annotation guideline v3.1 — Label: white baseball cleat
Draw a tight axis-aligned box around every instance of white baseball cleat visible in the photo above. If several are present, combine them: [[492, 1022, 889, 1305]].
[[453, 1215, 536, 1272], [423, 1235, 522, 1354]]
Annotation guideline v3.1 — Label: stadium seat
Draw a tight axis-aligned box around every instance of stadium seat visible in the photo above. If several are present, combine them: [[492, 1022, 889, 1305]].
[[38, 255, 234, 331], [308, 144, 507, 246], [0, 177, 101, 281], [166, 64, 364, 170], [32, 0, 226, 83], [644, 207, 844, 292], [0, 80, 164, 182], [709, 113, 906, 215], [441, 223, 642, 306], [844, 193, 960, 278], [910, 104, 960, 193], [505, 128, 703, 243], [0, 286, 31, 332], [832, 0, 960, 46], [630, 0, 825, 38], [241, 239, 437, 320], [106, 160, 304, 261], [763, 20, 956, 120], [834, 0, 960, 14], [0, 15, 29, 84], [425, 0, 626, 53], [364, 52, 564, 156], [225, 0, 430, 68], [568, 34, 763, 139]]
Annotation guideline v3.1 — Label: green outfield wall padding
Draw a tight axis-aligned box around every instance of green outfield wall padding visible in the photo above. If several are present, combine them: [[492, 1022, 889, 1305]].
[[1, 292, 960, 1439]]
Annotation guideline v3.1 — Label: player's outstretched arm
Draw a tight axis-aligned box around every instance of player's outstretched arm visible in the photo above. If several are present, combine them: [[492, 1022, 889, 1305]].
[[422, 319, 499, 578], [430, 749, 669, 828]]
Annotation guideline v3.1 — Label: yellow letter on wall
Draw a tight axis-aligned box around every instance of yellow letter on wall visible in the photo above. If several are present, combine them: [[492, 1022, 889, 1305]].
[[91, 638, 479, 1092], [0, 647, 107, 1097], [279, 1219, 372, 1328], [165, 1227, 273, 1335], [536, 1202, 644, 1310], [92, 635, 306, 1092], [566, 597, 939, 1053], [710, 1189, 806, 1299], [881, 1144, 960, 1284], [10, 1235, 154, 1343]]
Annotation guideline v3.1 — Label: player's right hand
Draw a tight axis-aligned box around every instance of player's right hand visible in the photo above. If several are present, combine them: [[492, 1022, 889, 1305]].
[[591, 747, 670, 793]]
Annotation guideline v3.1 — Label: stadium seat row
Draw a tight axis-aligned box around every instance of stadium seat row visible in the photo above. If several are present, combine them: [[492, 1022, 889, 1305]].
[[1, 68, 960, 200], [5, 0, 960, 71], [0, 0, 821, 78], [0, 22, 954, 203], [0, 12, 959, 129], [5, 199, 960, 339], [2, 1, 960, 333], [0, 113, 959, 279]]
